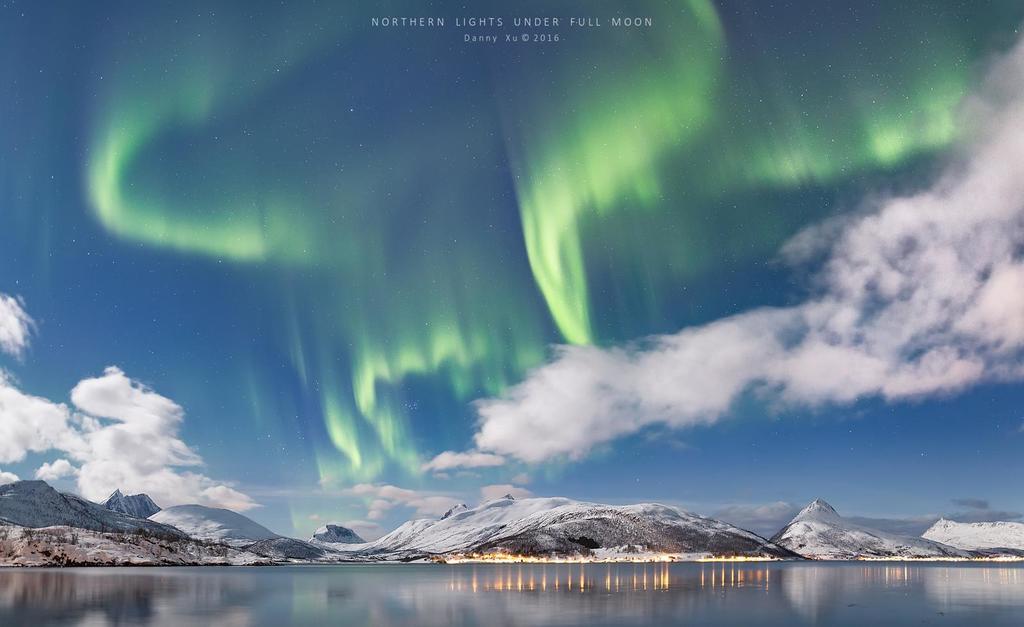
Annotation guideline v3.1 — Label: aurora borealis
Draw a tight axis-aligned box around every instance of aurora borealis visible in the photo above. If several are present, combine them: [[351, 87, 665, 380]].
[[4, 0, 1024, 537]]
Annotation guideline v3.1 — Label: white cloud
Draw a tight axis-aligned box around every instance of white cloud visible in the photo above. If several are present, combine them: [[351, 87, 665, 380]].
[[712, 501, 802, 537], [196, 484, 257, 512], [347, 483, 459, 520], [34, 458, 78, 481], [0, 359, 257, 510], [480, 484, 532, 502], [342, 519, 385, 542], [510, 473, 531, 485], [67, 367, 258, 510], [469, 36, 1024, 464], [0, 371, 82, 464], [0, 470, 19, 485], [0, 295, 34, 359], [422, 450, 505, 472]]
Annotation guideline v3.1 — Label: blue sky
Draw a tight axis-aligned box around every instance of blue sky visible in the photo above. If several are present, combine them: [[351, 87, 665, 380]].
[[2, 0, 1023, 540]]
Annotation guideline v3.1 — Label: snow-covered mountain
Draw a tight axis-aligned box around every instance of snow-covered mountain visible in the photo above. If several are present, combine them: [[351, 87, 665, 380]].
[[0, 524, 263, 566], [440, 503, 469, 520], [922, 519, 1024, 551], [103, 489, 161, 519], [336, 495, 797, 560], [0, 480, 183, 537], [772, 499, 970, 559], [149, 504, 279, 547], [248, 537, 329, 560], [311, 523, 364, 544]]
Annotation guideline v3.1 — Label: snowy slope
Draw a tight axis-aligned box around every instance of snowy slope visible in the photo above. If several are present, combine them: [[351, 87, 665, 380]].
[[922, 519, 1024, 551], [149, 504, 279, 546], [336, 495, 795, 559], [103, 489, 161, 519], [0, 481, 183, 537], [311, 523, 364, 544], [247, 537, 327, 560], [440, 504, 469, 520], [772, 499, 970, 559], [0, 523, 263, 566]]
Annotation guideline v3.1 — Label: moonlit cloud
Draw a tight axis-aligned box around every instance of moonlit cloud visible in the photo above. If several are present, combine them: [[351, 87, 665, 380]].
[[0, 306, 258, 510], [479, 484, 532, 502], [0, 371, 81, 464], [68, 367, 258, 510], [510, 473, 531, 485], [952, 498, 990, 510], [347, 483, 460, 521], [421, 450, 506, 472], [34, 458, 78, 481], [712, 501, 803, 538], [341, 519, 384, 542], [467, 37, 1024, 464], [0, 295, 34, 359]]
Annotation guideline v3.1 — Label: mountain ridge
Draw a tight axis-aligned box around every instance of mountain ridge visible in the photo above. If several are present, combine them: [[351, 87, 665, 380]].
[[149, 504, 280, 547], [103, 489, 162, 519], [311, 523, 365, 544], [332, 496, 798, 560], [772, 499, 969, 559], [0, 480, 182, 537], [922, 518, 1024, 551]]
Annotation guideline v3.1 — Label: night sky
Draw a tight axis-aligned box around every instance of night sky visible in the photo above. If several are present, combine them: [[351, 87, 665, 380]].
[[2, 0, 1024, 539]]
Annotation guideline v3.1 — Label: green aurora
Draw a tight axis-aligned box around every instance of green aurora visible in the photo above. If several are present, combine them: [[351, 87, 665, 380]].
[[76, 0, 1024, 494]]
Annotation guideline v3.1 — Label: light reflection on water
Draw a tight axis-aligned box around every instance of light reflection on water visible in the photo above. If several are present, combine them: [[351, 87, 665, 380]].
[[0, 562, 1021, 626]]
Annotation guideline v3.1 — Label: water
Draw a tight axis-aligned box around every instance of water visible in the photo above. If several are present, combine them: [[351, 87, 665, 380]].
[[1, 562, 1022, 626]]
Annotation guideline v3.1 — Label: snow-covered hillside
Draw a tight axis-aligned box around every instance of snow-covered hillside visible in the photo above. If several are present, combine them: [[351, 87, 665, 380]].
[[0, 523, 264, 566], [149, 504, 279, 546], [0, 481, 182, 537], [311, 523, 364, 544], [103, 489, 161, 519], [772, 499, 970, 559], [248, 537, 328, 560], [335, 495, 796, 560], [922, 519, 1024, 551], [440, 504, 469, 520], [13, 479, 1009, 566]]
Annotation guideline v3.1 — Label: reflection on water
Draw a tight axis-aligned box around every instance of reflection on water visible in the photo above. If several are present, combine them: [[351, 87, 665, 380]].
[[0, 562, 1022, 626], [447, 562, 677, 593]]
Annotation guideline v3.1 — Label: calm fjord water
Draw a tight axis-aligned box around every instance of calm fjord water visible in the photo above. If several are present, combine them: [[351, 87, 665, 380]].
[[0, 562, 1021, 626]]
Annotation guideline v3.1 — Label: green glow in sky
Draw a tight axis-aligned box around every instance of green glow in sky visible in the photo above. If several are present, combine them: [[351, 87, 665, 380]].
[[80, 1, 1001, 486]]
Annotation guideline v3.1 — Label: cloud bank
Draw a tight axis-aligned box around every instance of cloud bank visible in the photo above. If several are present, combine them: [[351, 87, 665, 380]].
[[468, 37, 1024, 464], [34, 458, 77, 481], [480, 483, 532, 501], [0, 309, 257, 511], [422, 450, 506, 472], [347, 483, 460, 521]]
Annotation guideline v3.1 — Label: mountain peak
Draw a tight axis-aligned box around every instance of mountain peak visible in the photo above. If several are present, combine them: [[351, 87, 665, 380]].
[[0, 480, 180, 536], [798, 498, 837, 517], [773, 498, 971, 560], [102, 489, 161, 519], [311, 523, 365, 544], [440, 503, 469, 520]]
